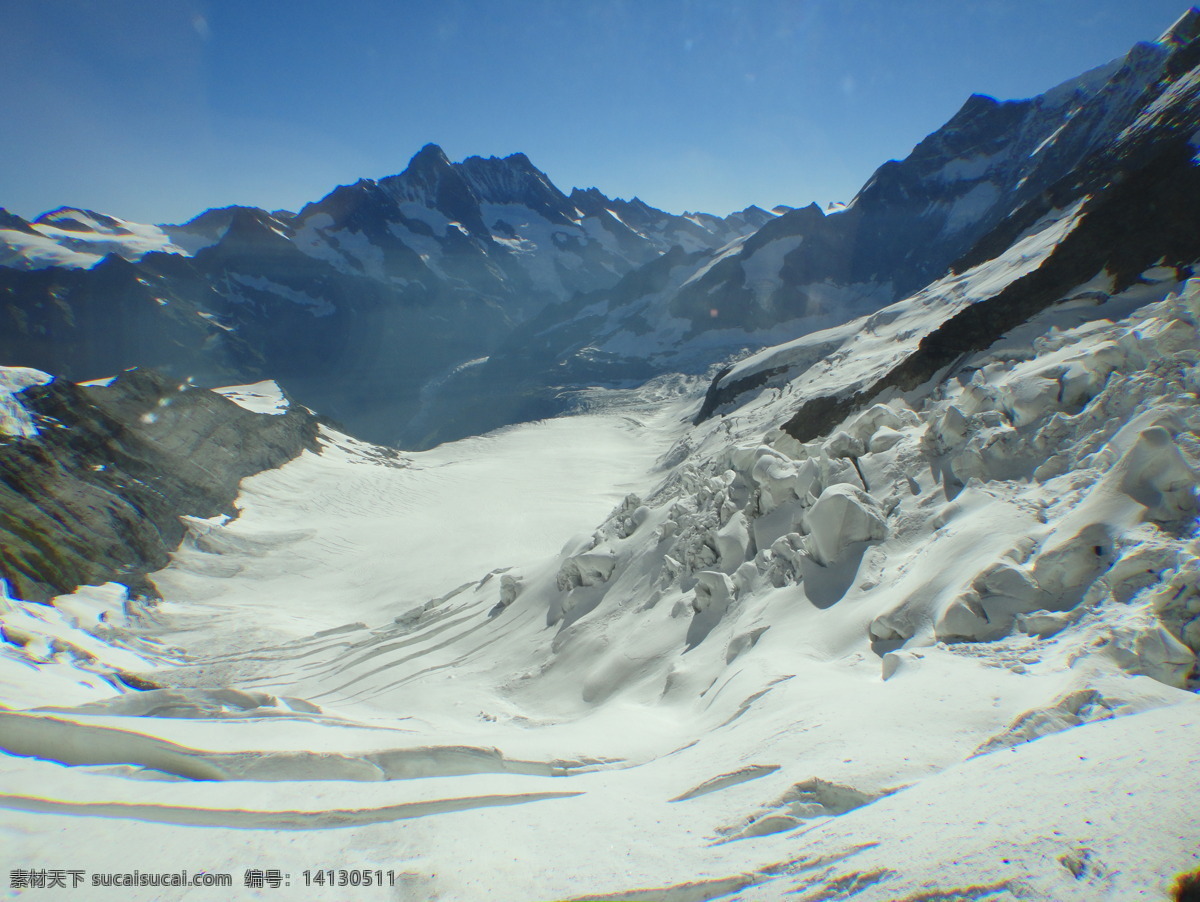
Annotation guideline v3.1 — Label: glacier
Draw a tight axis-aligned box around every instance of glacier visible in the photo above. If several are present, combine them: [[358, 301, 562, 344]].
[[1, 264, 1198, 900], [3, 9, 1200, 902]]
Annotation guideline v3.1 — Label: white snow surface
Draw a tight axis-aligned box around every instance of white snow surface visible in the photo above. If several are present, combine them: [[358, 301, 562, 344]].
[[0, 367, 52, 437], [212, 381, 290, 416], [0, 210, 192, 270], [2, 269, 1200, 900]]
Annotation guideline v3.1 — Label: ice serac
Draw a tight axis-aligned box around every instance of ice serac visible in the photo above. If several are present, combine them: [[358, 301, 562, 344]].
[[693, 15, 1200, 427], [3, 13, 1200, 902]]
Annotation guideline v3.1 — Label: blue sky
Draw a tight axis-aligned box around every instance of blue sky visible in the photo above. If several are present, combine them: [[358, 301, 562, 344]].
[[1, 1, 1192, 223]]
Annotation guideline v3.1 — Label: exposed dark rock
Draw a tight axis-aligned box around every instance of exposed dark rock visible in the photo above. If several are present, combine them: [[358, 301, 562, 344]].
[[0, 253, 260, 385], [694, 365, 787, 425], [781, 135, 1200, 443], [0, 208, 39, 235], [0, 369, 319, 603], [653, 35, 1181, 337]]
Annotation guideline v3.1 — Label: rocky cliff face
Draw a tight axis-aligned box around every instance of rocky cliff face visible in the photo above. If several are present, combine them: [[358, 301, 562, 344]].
[[662, 21, 1190, 331], [429, 13, 1200, 449], [5, 17, 1200, 452], [1, 147, 766, 448], [0, 369, 319, 603], [695, 10, 1200, 430]]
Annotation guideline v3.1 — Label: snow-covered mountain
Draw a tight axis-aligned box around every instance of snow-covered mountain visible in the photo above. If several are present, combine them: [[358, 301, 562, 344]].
[[6, 14, 1200, 451], [1, 253, 1198, 899], [415, 8, 1200, 450], [0, 207, 194, 270], [0, 147, 772, 445], [2, 11, 1200, 899], [1, 147, 770, 297]]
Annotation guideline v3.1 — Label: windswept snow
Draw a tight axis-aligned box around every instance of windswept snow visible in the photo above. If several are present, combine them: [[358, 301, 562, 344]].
[[212, 382, 291, 416], [2, 270, 1199, 900], [0, 210, 192, 270]]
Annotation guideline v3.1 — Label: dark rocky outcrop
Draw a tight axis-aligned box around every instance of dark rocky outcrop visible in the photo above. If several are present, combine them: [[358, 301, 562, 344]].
[[0, 208, 39, 235], [694, 365, 788, 425], [683, 15, 1200, 434], [580, 27, 1188, 346], [0, 369, 319, 603], [781, 134, 1200, 443], [0, 253, 261, 386]]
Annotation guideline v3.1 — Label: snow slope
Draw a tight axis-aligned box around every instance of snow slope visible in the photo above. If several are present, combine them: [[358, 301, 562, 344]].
[[0, 367, 52, 438], [0, 208, 192, 270], [2, 265, 1199, 899]]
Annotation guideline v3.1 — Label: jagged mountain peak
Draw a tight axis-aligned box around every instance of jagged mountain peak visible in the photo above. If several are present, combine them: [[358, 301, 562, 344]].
[[166, 205, 287, 245], [294, 178, 393, 230], [760, 200, 823, 227], [460, 149, 540, 171], [198, 206, 295, 261], [1159, 5, 1200, 44], [222, 205, 291, 236], [21, 4, 1200, 455], [407, 142, 454, 170], [456, 151, 572, 219], [897, 93, 1031, 173], [570, 188, 662, 221], [568, 186, 609, 209], [0, 207, 38, 235], [34, 207, 132, 235]]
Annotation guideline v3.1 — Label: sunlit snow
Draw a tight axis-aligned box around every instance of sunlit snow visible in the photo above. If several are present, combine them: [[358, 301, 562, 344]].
[[2, 266, 1198, 900]]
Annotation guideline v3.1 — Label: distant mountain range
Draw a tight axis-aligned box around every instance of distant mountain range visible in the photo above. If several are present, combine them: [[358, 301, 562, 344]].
[[4, 9, 1200, 449], [0, 147, 777, 445]]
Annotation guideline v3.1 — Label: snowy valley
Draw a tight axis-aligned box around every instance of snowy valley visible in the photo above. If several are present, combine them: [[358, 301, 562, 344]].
[[3, 9, 1200, 902]]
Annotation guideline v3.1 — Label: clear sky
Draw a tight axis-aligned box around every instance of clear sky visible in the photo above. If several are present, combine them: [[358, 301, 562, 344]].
[[1, 1, 1193, 224]]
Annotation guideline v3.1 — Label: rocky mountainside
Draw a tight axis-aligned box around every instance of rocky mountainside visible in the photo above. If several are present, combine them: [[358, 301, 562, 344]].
[[3, 14, 1200, 454], [0, 148, 770, 446], [1, 223, 1197, 901], [410, 9, 1200, 447], [698, 9, 1200, 432], [0, 369, 319, 604], [2, 12, 1199, 898]]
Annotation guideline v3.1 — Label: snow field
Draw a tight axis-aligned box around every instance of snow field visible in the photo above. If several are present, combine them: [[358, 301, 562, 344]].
[[1, 271, 1199, 900]]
